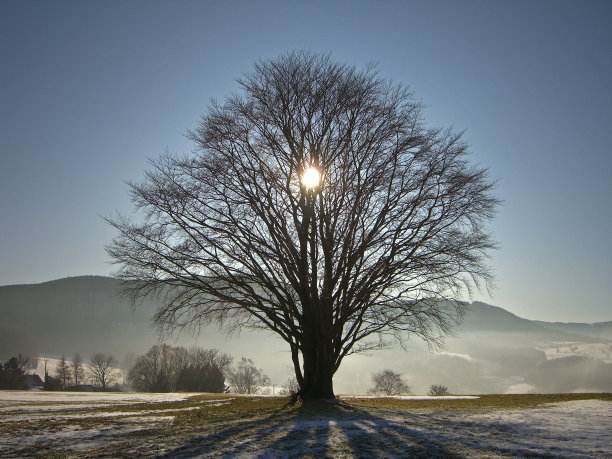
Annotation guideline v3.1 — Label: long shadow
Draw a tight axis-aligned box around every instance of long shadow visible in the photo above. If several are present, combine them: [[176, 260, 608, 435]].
[[258, 402, 463, 458], [160, 401, 304, 458], [161, 399, 605, 458], [162, 401, 459, 458]]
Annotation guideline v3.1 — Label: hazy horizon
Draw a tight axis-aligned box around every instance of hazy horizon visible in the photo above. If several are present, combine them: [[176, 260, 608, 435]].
[[2, 275, 610, 395]]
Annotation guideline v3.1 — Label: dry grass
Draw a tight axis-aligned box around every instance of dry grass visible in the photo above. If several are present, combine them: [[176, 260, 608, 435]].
[[342, 392, 612, 411]]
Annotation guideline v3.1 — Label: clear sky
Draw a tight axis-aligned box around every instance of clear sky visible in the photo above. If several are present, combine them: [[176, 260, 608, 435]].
[[1, 0, 610, 322]]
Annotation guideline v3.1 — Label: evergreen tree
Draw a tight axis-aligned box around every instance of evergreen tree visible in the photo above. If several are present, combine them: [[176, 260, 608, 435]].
[[44, 373, 62, 391], [0, 357, 27, 390]]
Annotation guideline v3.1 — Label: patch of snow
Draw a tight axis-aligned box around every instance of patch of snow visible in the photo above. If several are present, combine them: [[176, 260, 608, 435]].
[[465, 400, 612, 456], [0, 390, 196, 404], [0, 403, 116, 412], [234, 400, 612, 458], [1, 422, 174, 453], [0, 391, 185, 454], [0, 405, 222, 423]]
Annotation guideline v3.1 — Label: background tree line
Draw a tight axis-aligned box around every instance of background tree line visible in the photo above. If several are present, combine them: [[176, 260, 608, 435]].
[[0, 352, 121, 391], [2, 346, 272, 395], [368, 369, 450, 396], [0, 354, 35, 390], [127, 344, 230, 393], [127, 344, 271, 394], [43, 352, 121, 391]]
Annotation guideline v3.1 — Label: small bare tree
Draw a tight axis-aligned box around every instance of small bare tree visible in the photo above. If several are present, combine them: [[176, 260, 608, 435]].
[[369, 369, 411, 395], [108, 51, 498, 400], [89, 353, 119, 389], [56, 356, 70, 389], [279, 376, 300, 396], [71, 353, 84, 387], [428, 384, 450, 396], [228, 357, 270, 394]]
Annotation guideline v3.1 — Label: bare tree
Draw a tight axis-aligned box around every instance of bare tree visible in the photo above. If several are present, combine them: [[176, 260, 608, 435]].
[[428, 384, 450, 396], [279, 376, 300, 396], [228, 357, 270, 394], [108, 51, 498, 400], [89, 353, 119, 389], [127, 344, 231, 392], [56, 356, 70, 389], [71, 353, 84, 387], [369, 369, 411, 396], [188, 347, 233, 376], [166, 345, 190, 388], [128, 345, 164, 392], [134, 344, 182, 392]]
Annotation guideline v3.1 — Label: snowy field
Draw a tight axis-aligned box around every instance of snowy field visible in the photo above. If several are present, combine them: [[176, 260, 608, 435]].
[[0, 391, 610, 457]]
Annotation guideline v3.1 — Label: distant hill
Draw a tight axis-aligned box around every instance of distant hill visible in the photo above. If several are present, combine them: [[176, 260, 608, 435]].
[[1, 276, 610, 394], [1, 276, 608, 358], [0, 276, 284, 370], [459, 301, 611, 342], [533, 320, 612, 339], [460, 301, 549, 334], [0, 276, 158, 360]]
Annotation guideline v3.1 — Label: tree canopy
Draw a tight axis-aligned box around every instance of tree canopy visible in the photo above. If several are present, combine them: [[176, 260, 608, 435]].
[[127, 344, 230, 393], [108, 51, 498, 400], [369, 369, 411, 396], [88, 353, 119, 389]]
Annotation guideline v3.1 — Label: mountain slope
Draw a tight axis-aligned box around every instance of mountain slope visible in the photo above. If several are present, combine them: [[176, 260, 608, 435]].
[[2, 276, 608, 358], [533, 320, 612, 339], [460, 301, 549, 334], [0, 276, 158, 360], [459, 301, 609, 342]]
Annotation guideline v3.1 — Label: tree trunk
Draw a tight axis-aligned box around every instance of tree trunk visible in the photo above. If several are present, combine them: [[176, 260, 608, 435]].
[[298, 342, 336, 401]]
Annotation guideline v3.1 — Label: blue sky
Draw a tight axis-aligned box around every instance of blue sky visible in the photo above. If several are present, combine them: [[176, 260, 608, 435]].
[[1, 0, 610, 322]]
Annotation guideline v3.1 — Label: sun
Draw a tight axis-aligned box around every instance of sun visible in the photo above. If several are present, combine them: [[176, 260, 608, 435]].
[[301, 167, 321, 189]]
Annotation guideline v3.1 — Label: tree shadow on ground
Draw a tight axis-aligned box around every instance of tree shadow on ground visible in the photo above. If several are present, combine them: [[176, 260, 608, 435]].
[[161, 400, 599, 458]]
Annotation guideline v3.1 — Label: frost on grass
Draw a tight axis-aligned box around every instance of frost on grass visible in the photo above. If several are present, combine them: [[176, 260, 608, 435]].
[[0, 391, 199, 455], [466, 400, 611, 456], [167, 399, 612, 458], [0, 391, 610, 458]]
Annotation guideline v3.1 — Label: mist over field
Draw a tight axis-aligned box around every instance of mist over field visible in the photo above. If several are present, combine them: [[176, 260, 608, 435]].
[[2, 276, 610, 395]]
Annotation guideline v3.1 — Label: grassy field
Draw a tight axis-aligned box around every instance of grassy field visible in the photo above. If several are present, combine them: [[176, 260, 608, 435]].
[[1, 392, 610, 457]]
